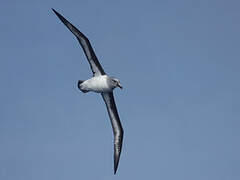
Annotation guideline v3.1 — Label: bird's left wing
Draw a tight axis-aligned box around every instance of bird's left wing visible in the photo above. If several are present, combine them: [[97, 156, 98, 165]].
[[52, 8, 105, 76], [101, 92, 124, 174]]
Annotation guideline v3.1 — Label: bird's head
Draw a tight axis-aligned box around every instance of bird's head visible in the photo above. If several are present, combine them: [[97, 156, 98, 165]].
[[110, 77, 123, 90]]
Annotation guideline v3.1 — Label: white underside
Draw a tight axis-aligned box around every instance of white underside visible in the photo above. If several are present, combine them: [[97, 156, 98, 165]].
[[80, 75, 113, 93]]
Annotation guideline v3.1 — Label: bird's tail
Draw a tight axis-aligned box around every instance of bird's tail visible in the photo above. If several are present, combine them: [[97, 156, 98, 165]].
[[78, 80, 84, 86], [77, 80, 89, 93]]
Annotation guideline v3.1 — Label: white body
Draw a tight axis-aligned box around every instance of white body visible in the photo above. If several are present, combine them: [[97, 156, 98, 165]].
[[80, 75, 113, 93]]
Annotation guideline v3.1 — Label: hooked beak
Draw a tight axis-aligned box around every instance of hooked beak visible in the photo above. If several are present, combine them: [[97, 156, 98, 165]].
[[117, 83, 123, 89]]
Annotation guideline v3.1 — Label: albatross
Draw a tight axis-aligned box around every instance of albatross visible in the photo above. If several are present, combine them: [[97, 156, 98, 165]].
[[52, 9, 124, 174]]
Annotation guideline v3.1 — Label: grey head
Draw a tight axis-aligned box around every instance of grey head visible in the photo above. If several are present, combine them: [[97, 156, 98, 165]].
[[109, 77, 123, 90]]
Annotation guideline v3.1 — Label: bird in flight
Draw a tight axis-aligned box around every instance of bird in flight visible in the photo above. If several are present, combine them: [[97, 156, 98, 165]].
[[52, 8, 124, 174]]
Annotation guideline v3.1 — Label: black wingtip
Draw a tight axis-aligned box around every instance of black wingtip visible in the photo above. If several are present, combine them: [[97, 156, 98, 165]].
[[51, 8, 57, 14], [51, 8, 72, 32], [114, 154, 120, 175], [114, 161, 117, 174], [114, 164, 117, 175], [51, 8, 57, 13], [51, 8, 62, 19]]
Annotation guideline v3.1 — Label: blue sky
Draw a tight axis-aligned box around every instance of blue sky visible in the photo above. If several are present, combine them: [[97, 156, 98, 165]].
[[0, 0, 240, 179]]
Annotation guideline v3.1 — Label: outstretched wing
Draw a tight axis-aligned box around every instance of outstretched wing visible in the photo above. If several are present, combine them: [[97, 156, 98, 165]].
[[101, 92, 124, 174], [52, 8, 105, 76]]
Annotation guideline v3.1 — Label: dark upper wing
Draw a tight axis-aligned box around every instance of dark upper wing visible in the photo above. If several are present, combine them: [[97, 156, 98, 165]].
[[101, 92, 124, 174], [52, 8, 105, 76]]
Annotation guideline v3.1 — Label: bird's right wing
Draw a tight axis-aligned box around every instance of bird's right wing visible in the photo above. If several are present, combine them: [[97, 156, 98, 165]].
[[52, 9, 105, 76], [101, 92, 124, 174]]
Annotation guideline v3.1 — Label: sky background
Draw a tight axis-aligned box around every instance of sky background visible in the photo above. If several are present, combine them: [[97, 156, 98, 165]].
[[0, 0, 240, 179]]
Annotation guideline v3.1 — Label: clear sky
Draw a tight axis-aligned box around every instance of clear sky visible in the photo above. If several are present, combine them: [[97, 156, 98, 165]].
[[0, 0, 240, 179]]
